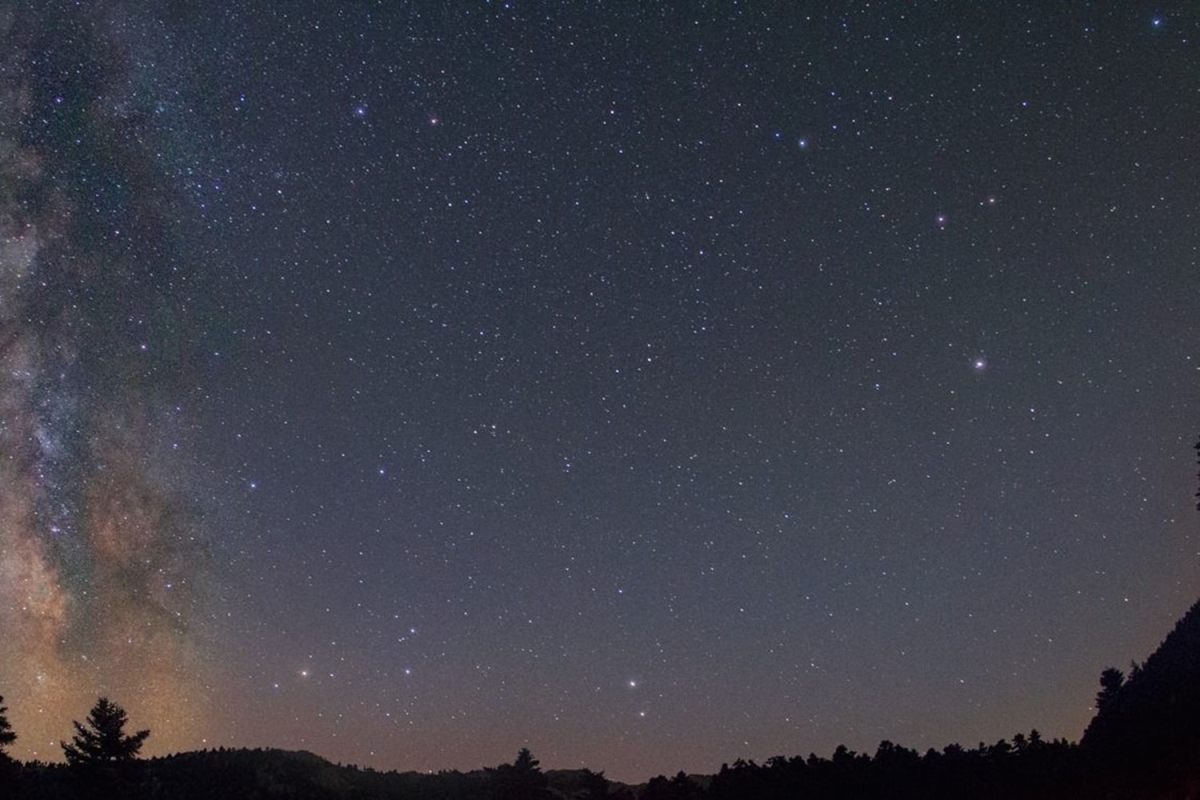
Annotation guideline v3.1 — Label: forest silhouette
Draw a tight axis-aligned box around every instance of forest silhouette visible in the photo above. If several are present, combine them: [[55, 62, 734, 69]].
[[3, 593, 1200, 799]]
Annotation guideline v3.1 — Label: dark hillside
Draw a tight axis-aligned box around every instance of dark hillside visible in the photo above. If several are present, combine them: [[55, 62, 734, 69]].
[[1080, 597, 1200, 794]]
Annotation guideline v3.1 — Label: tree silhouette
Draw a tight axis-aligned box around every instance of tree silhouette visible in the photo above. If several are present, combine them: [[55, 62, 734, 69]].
[[0, 695, 16, 788], [488, 748, 552, 800], [642, 772, 704, 800], [579, 768, 610, 800], [564, 768, 611, 800], [0, 695, 15, 752], [61, 697, 149, 767], [1095, 667, 1125, 713]]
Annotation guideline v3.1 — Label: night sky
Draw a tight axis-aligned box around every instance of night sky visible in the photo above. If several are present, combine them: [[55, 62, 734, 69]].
[[1, 0, 1198, 784]]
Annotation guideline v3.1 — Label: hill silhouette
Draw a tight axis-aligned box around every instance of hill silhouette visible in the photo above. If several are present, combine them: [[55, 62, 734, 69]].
[[1080, 596, 1200, 795], [13, 747, 636, 800], [5, 597, 1200, 799]]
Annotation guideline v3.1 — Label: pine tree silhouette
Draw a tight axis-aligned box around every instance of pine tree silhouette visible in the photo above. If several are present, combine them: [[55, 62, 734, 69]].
[[0, 695, 15, 753], [0, 694, 17, 788], [61, 697, 149, 767], [488, 748, 552, 800], [1094, 667, 1125, 713]]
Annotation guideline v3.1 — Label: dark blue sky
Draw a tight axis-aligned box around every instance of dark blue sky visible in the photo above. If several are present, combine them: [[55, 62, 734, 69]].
[[1, 0, 1197, 783]]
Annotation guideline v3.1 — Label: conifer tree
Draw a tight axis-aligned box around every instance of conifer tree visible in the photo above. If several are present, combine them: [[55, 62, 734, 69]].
[[0, 695, 15, 752], [488, 748, 552, 800], [61, 697, 149, 767], [1095, 667, 1125, 712]]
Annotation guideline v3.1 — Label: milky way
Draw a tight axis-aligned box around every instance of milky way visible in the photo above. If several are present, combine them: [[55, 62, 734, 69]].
[[0, 3, 210, 757]]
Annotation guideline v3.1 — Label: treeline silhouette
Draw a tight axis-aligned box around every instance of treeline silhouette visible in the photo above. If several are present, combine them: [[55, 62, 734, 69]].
[[3, 596, 1200, 800]]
